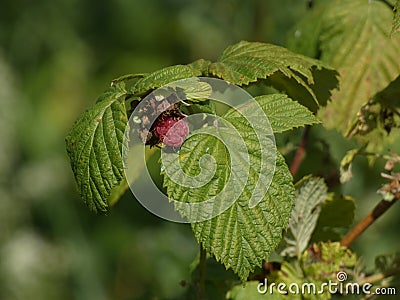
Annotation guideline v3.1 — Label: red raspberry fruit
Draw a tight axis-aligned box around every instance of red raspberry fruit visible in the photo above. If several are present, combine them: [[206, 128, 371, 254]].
[[153, 116, 189, 147]]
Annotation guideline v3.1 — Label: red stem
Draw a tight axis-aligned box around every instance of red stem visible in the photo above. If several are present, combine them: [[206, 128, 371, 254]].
[[290, 126, 311, 177]]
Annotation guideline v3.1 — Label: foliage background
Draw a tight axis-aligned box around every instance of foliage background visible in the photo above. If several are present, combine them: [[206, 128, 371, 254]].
[[0, 0, 398, 299]]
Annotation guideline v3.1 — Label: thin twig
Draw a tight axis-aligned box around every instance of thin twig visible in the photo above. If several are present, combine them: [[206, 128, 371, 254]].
[[340, 198, 399, 247], [197, 244, 207, 300], [290, 126, 311, 177]]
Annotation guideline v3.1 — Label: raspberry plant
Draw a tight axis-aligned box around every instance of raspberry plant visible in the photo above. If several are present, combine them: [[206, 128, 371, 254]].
[[66, 1, 400, 298]]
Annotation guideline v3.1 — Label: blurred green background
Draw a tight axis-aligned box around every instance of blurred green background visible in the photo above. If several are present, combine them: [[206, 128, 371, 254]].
[[0, 0, 398, 299]]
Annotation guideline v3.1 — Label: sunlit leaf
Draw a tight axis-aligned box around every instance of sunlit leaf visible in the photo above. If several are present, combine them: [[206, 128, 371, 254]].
[[130, 64, 202, 95], [209, 41, 338, 112], [230, 94, 320, 134], [163, 95, 303, 281], [255, 94, 320, 133], [317, 0, 400, 132]]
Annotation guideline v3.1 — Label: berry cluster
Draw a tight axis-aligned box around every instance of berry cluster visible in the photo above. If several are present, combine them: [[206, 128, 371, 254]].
[[132, 93, 189, 148], [153, 115, 189, 147]]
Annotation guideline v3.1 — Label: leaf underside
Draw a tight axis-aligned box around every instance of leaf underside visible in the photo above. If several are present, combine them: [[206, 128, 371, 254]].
[[282, 177, 328, 258]]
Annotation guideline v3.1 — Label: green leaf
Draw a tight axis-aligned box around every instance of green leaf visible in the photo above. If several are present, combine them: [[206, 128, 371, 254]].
[[163, 102, 295, 281], [187, 58, 212, 75], [163, 93, 318, 281], [346, 76, 400, 154], [251, 94, 320, 133], [111, 73, 147, 85], [65, 86, 128, 213], [108, 178, 128, 207], [311, 195, 356, 242], [209, 40, 338, 112], [165, 148, 294, 282], [317, 0, 400, 132], [168, 77, 212, 102], [287, 2, 327, 58], [392, 0, 400, 35], [130, 64, 202, 95], [282, 177, 328, 258], [375, 75, 400, 109]]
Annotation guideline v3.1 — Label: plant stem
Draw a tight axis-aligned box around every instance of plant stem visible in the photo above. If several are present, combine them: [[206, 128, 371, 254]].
[[290, 126, 311, 177], [198, 243, 207, 300], [340, 198, 399, 247]]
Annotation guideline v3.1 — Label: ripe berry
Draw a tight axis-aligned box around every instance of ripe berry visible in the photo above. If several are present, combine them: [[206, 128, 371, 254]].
[[153, 116, 189, 147]]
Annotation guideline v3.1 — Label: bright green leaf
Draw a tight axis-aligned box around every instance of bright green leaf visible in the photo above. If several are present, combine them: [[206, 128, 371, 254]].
[[168, 77, 212, 102], [163, 100, 295, 281], [130, 64, 202, 95], [65, 86, 128, 213], [252, 94, 320, 133], [111, 73, 147, 85], [209, 40, 338, 112]]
